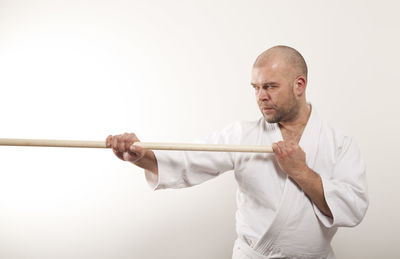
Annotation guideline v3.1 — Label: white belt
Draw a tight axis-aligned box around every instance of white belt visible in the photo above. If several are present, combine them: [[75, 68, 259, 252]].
[[232, 238, 335, 259], [232, 238, 275, 259]]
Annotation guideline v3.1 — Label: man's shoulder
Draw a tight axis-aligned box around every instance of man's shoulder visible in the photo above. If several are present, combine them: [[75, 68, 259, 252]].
[[221, 117, 265, 134], [320, 119, 347, 138], [318, 117, 359, 154], [310, 106, 352, 140], [206, 118, 265, 144]]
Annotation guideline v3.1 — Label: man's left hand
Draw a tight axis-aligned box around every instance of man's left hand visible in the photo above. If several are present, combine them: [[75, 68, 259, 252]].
[[272, 141, 309, 179]]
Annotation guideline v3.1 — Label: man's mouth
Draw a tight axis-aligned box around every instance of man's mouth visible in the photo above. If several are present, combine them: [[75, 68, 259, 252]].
[[262, 107, 274, 111]]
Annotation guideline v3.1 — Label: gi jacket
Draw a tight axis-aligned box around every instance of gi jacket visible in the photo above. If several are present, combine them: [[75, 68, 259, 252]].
[[145, 106, 369, 259]]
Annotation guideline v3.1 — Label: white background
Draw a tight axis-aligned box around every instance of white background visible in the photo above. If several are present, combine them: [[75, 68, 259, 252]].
[[0, 0, 399, 258]]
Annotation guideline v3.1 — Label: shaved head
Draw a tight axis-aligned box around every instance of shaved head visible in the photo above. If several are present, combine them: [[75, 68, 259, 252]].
[[253, 45, 308, 81], [251, 45, 309, 123]]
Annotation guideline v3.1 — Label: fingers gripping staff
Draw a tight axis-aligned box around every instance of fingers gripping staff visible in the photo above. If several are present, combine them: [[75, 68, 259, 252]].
[[106, 133, 146, 163], [272, 141, 308, 178]]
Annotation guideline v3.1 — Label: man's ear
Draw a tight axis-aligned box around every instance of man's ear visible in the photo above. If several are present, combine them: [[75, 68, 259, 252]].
[[294, 76, 307, 96]]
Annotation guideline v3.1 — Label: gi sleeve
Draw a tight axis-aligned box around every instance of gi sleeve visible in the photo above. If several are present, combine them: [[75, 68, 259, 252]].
[[313, 136, 369, 228], [144, 122, 239, 190]]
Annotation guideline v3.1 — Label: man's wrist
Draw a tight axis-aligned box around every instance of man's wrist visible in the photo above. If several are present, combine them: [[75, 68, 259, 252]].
[[291, 166, 316, 188], [134, 150, 158, 175]]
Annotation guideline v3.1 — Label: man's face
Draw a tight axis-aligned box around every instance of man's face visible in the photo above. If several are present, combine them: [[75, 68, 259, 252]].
[[251, 63, 299, 123]]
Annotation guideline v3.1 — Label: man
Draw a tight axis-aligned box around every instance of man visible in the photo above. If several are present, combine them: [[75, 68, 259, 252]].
[[106, 46, 368, 258]]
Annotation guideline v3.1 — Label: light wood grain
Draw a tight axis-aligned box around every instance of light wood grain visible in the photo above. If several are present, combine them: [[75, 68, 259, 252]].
[[0, 138, 273, 153]]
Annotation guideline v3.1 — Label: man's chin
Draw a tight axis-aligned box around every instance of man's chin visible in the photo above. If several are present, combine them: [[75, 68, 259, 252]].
[[264, 115, 279, 124]]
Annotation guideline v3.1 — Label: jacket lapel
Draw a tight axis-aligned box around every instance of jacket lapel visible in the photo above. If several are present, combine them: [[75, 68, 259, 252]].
[[253, 105, 323, 254]]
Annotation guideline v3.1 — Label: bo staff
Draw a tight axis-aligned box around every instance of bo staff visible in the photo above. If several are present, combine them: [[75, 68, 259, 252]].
[[0, 138, 273, 153]]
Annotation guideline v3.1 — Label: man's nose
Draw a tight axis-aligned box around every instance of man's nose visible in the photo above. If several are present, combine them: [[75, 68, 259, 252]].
[[257, 88, 270, 101]]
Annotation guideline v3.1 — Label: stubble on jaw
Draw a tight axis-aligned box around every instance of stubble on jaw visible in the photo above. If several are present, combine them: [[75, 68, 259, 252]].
[[262, 91, 300, 124]]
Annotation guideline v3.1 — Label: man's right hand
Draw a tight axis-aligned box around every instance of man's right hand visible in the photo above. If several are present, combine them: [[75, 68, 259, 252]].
[[106, 133, 146, 164]]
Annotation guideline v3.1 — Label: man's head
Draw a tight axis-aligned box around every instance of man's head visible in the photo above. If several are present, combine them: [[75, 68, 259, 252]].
[[251, 45, 308, 123]]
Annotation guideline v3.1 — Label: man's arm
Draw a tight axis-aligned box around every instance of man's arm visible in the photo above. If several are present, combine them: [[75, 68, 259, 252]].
[[292, 167, 332, 218], [107, 122, 238, 191], [134, 150, 158, 175], [106, 133, 158, 175], [272, 141, 333, 218]]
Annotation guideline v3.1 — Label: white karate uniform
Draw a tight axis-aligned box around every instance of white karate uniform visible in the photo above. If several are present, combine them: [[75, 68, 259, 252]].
[[145, 106, 369, 259]]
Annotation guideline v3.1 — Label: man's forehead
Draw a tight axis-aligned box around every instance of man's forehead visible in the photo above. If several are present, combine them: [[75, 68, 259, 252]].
[[252, 63, 282, 78], [251, 61, 291, 86], [253, 54, 288, 71]]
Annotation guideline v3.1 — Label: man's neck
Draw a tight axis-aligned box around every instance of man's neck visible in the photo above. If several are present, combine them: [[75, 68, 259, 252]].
[[278, 103, 311, 139]]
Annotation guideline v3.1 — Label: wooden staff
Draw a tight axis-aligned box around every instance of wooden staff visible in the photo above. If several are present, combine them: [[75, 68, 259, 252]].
[[0, 138, 273, 153]]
